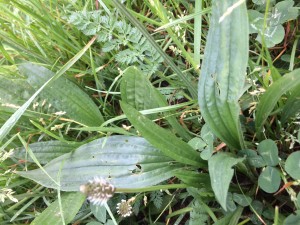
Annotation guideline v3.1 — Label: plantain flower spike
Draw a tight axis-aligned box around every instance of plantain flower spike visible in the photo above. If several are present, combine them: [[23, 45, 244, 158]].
[[80, 177, 115, 205]]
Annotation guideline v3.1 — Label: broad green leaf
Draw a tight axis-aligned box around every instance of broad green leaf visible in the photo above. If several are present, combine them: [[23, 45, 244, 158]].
[[258, 166, 281, 193], [198, 0, 248, 149], [255, 69, 300, 138], [120, 66, 190, 140], [13, 141, 80, 164], [19, 63, 104, 126], [174, 170, 211, 189], [91, 205, 106, 223], [238, 149, 266, 168], [284, 211, 300, 225], [281, 86, 300, 124], [0, 37, 97, 143], [257, 139, 279, 166], [16, 136, 182, 191], [208, 153, 244, 210], [285, 151, 300, 180], [120, 101, 206, 167], [30, 192, 85, 225], [0, 75, 34, 105]]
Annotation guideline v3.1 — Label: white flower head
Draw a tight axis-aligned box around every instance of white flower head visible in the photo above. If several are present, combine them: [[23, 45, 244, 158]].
[[116, 199, 133, 217], [80, 177, 115, 205]]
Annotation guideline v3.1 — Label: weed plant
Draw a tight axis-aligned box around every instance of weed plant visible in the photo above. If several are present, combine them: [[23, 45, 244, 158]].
[[0, 0, 299, 225]]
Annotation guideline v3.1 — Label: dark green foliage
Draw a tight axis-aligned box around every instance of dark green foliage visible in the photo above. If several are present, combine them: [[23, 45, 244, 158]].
[[68, 10, 163, 75]]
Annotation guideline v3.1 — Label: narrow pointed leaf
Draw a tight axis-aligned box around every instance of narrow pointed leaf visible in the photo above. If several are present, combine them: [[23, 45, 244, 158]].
[[120, 101, 206, 167], [198, 0, 248, 149], [16, 136, 182, 191], [255, 69, 300, 137], [19, 63, 104, 126], [120, 66, 191, 140]]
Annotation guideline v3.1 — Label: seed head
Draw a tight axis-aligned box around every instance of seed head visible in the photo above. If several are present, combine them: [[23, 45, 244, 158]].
[[80, 177, 115, 205], [116, 199, 133, 217]]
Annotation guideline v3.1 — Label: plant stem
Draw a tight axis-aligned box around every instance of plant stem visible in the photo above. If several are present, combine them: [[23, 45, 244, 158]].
[[117, 183, 188, 193]]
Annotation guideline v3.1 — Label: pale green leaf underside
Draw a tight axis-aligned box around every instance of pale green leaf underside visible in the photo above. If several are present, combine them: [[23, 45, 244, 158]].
[[198, 0, 248, 149], [17, 136, 182, 191], [208, 153, 244, 210], [30, 192, 85, 225]]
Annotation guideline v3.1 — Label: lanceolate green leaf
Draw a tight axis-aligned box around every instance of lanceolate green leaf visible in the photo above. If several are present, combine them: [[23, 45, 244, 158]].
[[13, 141, 80, 164], [255, 68, 300, 138], [30, 192, 85, 225], [208, 153, 244, 210], [120, 101, 206, 168], [0, 37, 97, 143], [16, 136, 182, 191], [120, 66, 191, 140], [198, 0, 249, 149], [19, 62, 104, 126], [121, 67, 160, 117]]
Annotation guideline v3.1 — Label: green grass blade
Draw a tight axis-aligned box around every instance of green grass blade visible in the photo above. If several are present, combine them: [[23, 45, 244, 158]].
[[120, 101, 206, 167], [198, 0, 248, 149], [255, 68, 300, 137], [194, 0, 202, 68], [0, 36, 97, 143]]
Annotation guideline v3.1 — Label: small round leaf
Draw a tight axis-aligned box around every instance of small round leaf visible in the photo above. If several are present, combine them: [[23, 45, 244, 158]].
[[258, 166, 281, 193], [258, 139, 279, 166], [285, 151, 300, 180]]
